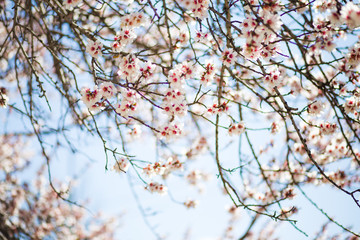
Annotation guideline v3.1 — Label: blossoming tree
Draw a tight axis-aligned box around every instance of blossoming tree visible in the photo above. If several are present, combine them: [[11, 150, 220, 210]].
[[1, 0, 360, 238]]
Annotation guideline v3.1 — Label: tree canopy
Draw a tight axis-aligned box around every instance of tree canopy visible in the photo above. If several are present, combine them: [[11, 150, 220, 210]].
[[1, 0, 360, 238]]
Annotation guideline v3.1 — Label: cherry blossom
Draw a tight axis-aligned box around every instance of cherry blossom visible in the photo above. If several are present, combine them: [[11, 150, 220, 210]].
[[99, 82, 116, 99], [222, 48, 238, 67], [184, 199, 198, 209], [307, 101, 324, 116], [228, 122, 246, 136], [158, 122, 183, 140], [117, 55, 140, 82], [341, 2, 360, 29], [81, 86, 102, 109], [0, 87, 8, 108], [146, 182, 168, 195], [86, 40, 103, 58], [115, 89, 140, 118], [112, 29, 136, 52], [113, 158, 130, 173], [63, 0, 81, 9]]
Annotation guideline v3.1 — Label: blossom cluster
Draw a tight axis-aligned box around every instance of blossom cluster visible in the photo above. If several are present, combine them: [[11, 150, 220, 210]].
[[80, 85, 104, 112], [113, 158, 130, 173], [264, 66, 283, 88], [186, 170, 209, 185], [112, 29, 136, 53], [207, 100, 230, 115], [307, 101, 324, 116], [222, 48, 238, 67], [0, 87, 8, 108], [319, 122, 337, 135], [228, 122, 246, 136], [186, 137, 207, 159], [340, 2, 360, 29], [177, 0, 210, 19], [86, 40, 103, 58], [240, 9, 282, 61], [0, 136, 117, 239], [162, 88, 187, 117], [117, 55, 141, 82], [146, 182, 168, 195], [63, 0, 81, 9], [143, 157, 183, 179], [157, 122, 183, 140], [199, 61, 216, 86], [115, 89, 141, 118], [184, 199, 198, 209]]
